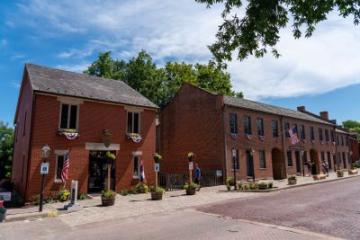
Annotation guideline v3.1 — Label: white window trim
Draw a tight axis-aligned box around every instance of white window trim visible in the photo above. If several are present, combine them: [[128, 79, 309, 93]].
[[126, 111, 141, 134], [58, 103, 80, 131], [54, 150, 69, 183]]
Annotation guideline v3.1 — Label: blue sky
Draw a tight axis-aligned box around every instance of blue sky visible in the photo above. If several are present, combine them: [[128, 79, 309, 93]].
[[1, 0, 360, 126]]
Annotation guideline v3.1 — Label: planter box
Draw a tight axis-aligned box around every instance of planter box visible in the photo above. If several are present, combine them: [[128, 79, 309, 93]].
[[349, 169, 358, 175], [101, 197, 115, 206], [288, 179, 297, 185], [186, 188, 196, 195], [313, 174, 326, 180], [151, 192, 163, 200], [337, 171, 344, 177]]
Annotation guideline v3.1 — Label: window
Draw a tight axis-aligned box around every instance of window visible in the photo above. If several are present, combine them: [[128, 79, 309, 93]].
[[287, 151, 293, 166], [310, 126, 315, 140], [300, 125, 305, 139], [331, 130, 335, 142], [319, 128, 323, 141], [231, 148, 240, 170], [271, 120, 279, 137], [244, 116, 252, 135], [327, 152, 332, 169], [321, 151, 325, 162], [325, 129, 329, 142], [127, 112, 140, 134], [285, 122, 290, 138], [336, 135, 340, 145], [256, 118, 264, 136], [229, 113, 238, 134], [133, 155, 140, 178], [60, 104, 78, 130], [259, 150, 266, 168], [341, 136, 344, 146], [55, 154, 65, 181]]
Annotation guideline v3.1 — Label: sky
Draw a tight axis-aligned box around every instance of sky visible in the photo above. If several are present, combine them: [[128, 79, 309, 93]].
[[1, 0, 360, 126]]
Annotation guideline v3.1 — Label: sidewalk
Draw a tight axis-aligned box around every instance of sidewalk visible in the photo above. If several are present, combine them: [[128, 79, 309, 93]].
[[4, 170, 359, 225]]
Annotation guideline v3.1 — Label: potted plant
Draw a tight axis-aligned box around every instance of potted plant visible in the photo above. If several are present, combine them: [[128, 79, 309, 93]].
[[258, 182, 268, 190], [101, 189, 116, 206], [288, 175, 297, 185], [226, 177, 235, 191], [150, 186, 165, 200], [134, 182, 149, 194], [337, 169, 344, 177], [187, 152, 194, 162], [349, 165, 358, 175], [184, 182, 199, 195], [0, 199, 6, 222]]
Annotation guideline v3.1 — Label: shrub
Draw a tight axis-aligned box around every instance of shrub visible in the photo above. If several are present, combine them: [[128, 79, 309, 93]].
[[149, 186, 165, 194], [183, 182, 199, 190], [267, 182, 273, 189], [78, 193, 88, 200], [153, 153, 162, 163], [249, 183, 257, 190], [134, 182, 149, 193], [226, 177, 235, 186], [120, 189, 129, 196], [57, 187, 70, 202], [288, 175, 296, 181], [101, 189, 116, 199], [31, 194, 40, 205], [258, 182, 268, 190], [237, 182, 243, 190], [242, 184, 249, 190]]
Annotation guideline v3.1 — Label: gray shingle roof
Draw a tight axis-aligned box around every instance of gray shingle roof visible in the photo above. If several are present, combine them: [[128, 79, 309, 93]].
[[223, 96, 333, 125], [26, 63, 158, 109]]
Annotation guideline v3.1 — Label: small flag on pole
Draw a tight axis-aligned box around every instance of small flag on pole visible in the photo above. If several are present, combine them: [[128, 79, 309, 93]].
[[289, 127, 300, 145], [140, 160, 145, 182], [61, 153, 70, 185]]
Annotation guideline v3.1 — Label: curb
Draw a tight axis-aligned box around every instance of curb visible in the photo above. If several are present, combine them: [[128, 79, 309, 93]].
[[4, 211, 52, 223]]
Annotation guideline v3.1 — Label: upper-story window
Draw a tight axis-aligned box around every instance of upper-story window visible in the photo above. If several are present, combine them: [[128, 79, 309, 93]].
[[229, 113, 238, 134], [60, 104, 78, 130], [127, 112, 140, 134], [331, 130, 335, 142], [271, 120, 278, 137], [285, 122, 290, 138], [318, 128, 323, 142], [244, 116, 252, 135], [341, 135, 344, 146], [310, 126, 315, 140], [299, 125, 305, 139], [259, 150, 266, 168], [325, 129, 329, 142], [256, 117, 264, 136]]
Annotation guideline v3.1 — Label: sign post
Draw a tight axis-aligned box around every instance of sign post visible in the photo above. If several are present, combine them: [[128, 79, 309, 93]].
[[154, 163, 160, 187], [39, 161, 49, 212], [188, 161, 194, 184]]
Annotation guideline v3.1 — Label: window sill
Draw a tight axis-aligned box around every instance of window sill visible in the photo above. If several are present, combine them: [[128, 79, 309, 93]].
[[259, 168, 267, 170], [133, 176, 140, 179], [54, 179, 63, 183]]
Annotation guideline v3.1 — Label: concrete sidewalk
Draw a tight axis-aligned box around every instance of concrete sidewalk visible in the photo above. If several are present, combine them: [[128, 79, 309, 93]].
[[4, 170, 359, 225]]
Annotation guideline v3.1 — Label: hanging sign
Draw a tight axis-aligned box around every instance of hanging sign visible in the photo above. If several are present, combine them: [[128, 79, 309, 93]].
[[154, 163, 160, 172], [40, 162, 49, 175], [189, 162, 194, 170]]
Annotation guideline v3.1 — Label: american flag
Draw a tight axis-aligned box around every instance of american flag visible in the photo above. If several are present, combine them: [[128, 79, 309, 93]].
[[61, 153, 70, 184], [289, 127, 300, 145]]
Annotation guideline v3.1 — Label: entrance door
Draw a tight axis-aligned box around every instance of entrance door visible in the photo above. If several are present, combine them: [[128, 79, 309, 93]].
[[295, 151, 301, 174], [272, 148, 285, 180], [246, 150, 254, 178], [88, 151, 115, 193]]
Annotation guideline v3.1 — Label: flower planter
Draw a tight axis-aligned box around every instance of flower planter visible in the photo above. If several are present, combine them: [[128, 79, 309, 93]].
[[288, 179, 297, 185], [0, 208, 6, 223], [337, 171, 344, 177], [349, 169, 358, 175], [151, 192, 163, 200], [101, 197, 115, 206], [186, 188, 196, 195]]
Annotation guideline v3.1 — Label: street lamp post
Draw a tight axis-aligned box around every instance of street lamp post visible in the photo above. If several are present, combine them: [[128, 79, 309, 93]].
[[232, 148, 237, 190], [39, 145, 51, 212]]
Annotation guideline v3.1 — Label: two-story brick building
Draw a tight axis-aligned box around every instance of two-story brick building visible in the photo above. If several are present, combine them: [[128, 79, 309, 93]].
[[160, 84, 352, 184], [12, 64, 158, 201]]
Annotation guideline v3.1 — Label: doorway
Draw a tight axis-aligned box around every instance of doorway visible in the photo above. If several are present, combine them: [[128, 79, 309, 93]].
[[310, 149, 319, 175], [246, 150, 254, 178], [295, 151, 301, 174], [88, 151, 116, 193], [272, 148, 285, 180]]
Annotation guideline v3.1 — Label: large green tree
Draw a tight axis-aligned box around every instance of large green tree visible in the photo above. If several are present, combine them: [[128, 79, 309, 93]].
[[0, 122, 14, 179], [343, 120, 360, 138], [85, 51, 243, 107], [195, 0, 360, 64]]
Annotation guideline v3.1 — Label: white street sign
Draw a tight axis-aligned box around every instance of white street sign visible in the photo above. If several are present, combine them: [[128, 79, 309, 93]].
[[189, 162, 194, 170], [40, 162, 49, 175], [0, 192, 11, 201], [154, 163, 160, 172]]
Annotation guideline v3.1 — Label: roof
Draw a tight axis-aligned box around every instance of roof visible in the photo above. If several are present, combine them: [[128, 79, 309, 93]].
[[223, 96, 333, 125], [25, 63, 158, 109]]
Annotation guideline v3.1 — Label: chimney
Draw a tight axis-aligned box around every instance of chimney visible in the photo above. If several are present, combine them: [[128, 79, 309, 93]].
[[297, 106, 306, 112], [320, 111, 329, 120]]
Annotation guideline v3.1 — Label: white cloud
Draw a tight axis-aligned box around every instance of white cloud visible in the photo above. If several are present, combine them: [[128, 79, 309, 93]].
[[13, 0, 360, 100], [55, 62, 92, 73]]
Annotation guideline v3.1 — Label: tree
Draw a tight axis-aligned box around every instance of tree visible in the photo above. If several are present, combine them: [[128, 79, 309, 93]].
[[0, 122, 14, 179], [343, 120, 360, 138], [195, 0, 360, 64], [85, 51, 243, 107]]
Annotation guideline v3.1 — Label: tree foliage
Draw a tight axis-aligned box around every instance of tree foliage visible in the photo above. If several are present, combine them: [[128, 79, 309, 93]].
[[85, 51, 243, 107], [0, 122, 14, 179], [343, 120, 360, 138], [195, 0, 360, 64]]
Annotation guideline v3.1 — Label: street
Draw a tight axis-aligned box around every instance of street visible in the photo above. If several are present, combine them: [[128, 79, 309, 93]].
[[199, 177, 360, 239], [0, 177, 358, 240]]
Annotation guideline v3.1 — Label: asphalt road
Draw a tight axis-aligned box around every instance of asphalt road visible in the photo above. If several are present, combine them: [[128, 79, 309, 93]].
[[198, 177, 360, 240]]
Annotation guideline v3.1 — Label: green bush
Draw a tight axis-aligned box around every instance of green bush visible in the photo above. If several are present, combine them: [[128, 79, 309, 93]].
[[78, 193, 88, 200], [57, 187, 70, 202], [149, 186, 165, 194], [249, 183, 257, 190], [242, 184, 249, 190], [183, 182, 199, 190], [120, 189, 129, 196], [288, 175, 296, 181], [31, 194, 40, 205], [267, 182, 273, 189], [102, 190, 116, 199], [226, 177, 235, 186], [237, 182, 243, 190], [134, 182, 149, 193], [258, 182, 268, 190]]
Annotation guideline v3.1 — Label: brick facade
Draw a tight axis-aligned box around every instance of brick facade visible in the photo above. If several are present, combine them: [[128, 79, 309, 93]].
[[160, 84, 352, 183]]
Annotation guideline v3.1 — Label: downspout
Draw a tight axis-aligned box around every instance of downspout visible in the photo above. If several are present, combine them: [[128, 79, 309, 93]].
[[280, 116, 287, 178]]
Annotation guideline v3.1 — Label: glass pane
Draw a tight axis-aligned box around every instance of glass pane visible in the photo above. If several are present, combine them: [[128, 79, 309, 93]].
[[57, 155, 64, 179], [133, 113, 139, 133], [69, 105, 77, 129], [60, 104, 69, 129], [127, 112, 133, 133], [133, 156, 139, 176]]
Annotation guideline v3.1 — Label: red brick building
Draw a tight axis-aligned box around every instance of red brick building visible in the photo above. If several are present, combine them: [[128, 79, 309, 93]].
[[160, 84, 352, 184], [12, 64, 158, 201]]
